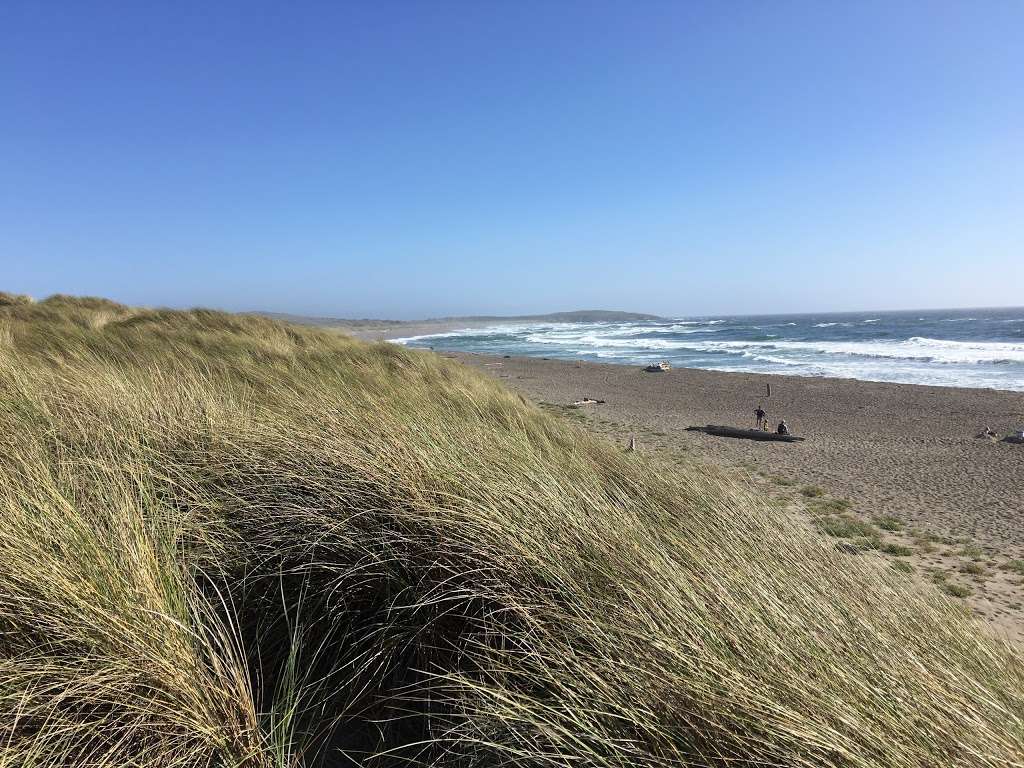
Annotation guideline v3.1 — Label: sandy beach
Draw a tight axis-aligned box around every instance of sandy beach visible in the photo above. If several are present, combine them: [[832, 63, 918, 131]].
[[423, 351, 1024, 641]]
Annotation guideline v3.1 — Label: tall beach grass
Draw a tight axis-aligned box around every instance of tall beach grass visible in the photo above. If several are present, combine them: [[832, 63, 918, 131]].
[[0, 293, 1021, 766]]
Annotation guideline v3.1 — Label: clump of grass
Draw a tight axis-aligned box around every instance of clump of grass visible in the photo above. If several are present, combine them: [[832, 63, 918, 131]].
[[800, 485, 825, 498], [961, 543, 985, 560], [0, 291, 34, 307], [1003, 559, 1024, 576], [816, 514, 881, 540], [808, 496, 852, 515], [891, 560, 914, 574], [874, 515, 903, 532], [943, 583, 974, 599], [1, 295, 1023, 766], [961, 561, 988, 577], [854, 535, 883, 551], [882, 543, 914, 557], [772, 476, 796, 487]]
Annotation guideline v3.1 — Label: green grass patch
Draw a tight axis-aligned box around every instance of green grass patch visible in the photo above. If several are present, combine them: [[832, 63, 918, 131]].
[[942, 583, 974, 599], [854, 535, 883, 551], [1002, 559, 1024, 576], [961, 561, 988, 577], [891, 560, 914, 574], [881, 543, 913, 557], [816, 514, 881, 540], [808, 497, 852, 515], [960, 544, 985, 561], [800, 485, 825, 498]]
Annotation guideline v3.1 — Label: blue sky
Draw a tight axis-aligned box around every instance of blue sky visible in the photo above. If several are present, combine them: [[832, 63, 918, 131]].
[[2, 1, 1021, 318]]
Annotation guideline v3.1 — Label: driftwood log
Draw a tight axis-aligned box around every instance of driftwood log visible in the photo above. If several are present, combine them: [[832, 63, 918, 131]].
[[686, 425, 805, 443]]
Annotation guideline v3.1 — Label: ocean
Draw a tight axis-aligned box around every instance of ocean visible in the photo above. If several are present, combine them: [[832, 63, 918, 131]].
[[395, 307, 1024, 391]]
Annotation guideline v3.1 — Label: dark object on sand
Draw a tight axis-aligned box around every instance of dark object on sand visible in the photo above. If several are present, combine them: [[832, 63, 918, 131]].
[[766, 382, 771, 397], [686, 424, 805, 443], [644, 361, 671, 372], [1003, 433, 1024, 445]]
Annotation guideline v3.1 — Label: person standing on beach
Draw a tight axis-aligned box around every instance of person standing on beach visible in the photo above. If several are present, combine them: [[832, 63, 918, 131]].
[[755, 405, 766, 430]]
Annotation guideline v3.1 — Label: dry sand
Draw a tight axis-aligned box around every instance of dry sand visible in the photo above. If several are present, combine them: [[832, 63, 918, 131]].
[[439, 352, 1024, 643]]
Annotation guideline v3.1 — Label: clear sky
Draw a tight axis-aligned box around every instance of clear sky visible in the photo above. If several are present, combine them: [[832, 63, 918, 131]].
[[2, 1, 1021, 319]]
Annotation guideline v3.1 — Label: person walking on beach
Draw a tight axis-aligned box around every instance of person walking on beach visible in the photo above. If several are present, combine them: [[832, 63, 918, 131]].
[[755, 405, 766, 430]]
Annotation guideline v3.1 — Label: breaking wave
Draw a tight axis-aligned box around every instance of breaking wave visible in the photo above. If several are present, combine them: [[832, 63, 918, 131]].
[[394, 310, 1024, 390]]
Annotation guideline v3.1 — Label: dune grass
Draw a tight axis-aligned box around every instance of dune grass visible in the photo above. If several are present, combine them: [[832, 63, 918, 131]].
[[1, 294, 1023, 767]]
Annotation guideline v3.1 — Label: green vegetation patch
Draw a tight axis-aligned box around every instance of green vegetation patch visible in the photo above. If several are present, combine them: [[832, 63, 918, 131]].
[[800, 485, 825, 498], [881, 543, 913, 557], [1002, 559, 1024, 576], [816, 514, 881, 541], [942, 583, 974, 599], [960, 544, 985, 561], [961, 561, 988, 577], [808, 497, 852, 515]]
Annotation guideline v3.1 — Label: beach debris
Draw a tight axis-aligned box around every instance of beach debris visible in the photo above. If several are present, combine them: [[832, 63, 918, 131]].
[[644, 361, 671, 372], [766, 382, 772, 397], [686, 424, 805, 443], [570, 398, 606, 407], [626, 435, 637, 452], [1003, 430, 1024, 445], [976, 426, 1000, 440]]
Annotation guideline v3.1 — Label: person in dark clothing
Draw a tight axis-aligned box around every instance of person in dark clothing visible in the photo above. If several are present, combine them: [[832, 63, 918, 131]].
[[777, 420, 789, 435], [755, 406, 766, 430]]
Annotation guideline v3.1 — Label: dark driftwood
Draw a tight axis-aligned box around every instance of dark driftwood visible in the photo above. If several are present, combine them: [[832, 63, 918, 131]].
[[686, 425, 805, 443]]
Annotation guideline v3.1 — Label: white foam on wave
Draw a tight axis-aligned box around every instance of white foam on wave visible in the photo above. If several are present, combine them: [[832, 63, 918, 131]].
[[686, 337, 1024, 365], [391, 322, 543, 344]]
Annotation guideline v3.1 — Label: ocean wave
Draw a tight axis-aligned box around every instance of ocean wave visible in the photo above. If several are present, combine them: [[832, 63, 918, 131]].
[[686, 337, 1024, 365], [395, 317, 1024, 390]]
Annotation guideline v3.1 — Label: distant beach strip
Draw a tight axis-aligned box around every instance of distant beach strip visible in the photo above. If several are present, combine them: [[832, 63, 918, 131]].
[[394, 308, 1024, 391]]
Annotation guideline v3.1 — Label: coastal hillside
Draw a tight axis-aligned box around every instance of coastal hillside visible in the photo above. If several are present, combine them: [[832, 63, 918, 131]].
[[1, 293, 1022, 767]]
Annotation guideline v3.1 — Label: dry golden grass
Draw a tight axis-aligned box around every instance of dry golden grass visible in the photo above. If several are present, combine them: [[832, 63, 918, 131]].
[[0, 295, 1022, 767]]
